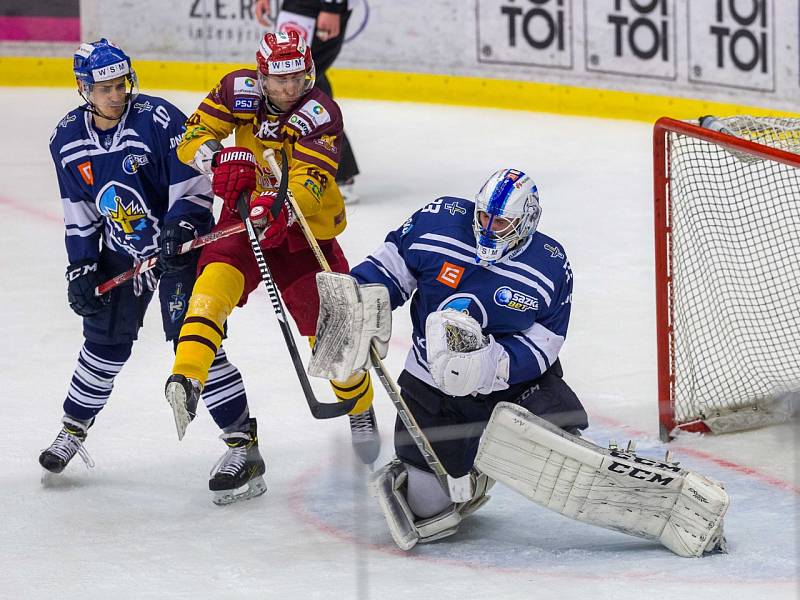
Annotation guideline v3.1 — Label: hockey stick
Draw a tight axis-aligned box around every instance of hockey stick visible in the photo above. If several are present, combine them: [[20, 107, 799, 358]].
[[95, 222, 246, 296], [262, 149, 473, 500], [237, 150, 356, 420]]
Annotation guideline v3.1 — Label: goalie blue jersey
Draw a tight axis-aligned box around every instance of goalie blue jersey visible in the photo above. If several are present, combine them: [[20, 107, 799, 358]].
[[49, 94, 214, 265], [351, 196, 573, 387]]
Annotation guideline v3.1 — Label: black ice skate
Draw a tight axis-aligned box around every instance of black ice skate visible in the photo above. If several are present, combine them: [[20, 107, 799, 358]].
[[164, 374, 201, 441], [39, 416, 94, 475], [349, 406, 380, 465], [209, 417, 267, 506]]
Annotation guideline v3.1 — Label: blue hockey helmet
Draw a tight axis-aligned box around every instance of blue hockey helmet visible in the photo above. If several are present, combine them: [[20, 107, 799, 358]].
[[473, 168, 541, 264], [73, 38, 138, 104]]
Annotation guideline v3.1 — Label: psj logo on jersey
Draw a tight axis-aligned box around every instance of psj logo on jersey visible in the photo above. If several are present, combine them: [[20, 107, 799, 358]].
[[494, 286, 538, 312]]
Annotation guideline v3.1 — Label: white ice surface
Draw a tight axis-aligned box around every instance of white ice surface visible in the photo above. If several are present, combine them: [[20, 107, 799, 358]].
[[0, 88, 797, 599]]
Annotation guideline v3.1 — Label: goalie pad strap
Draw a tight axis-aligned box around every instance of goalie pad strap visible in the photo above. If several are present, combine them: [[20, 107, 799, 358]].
[[474, 402, 729, 558], [308, 272, 391, 381]]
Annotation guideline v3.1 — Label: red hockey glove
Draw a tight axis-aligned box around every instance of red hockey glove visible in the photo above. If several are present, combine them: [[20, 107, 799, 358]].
[[249, 192, 289, 249], [211, 147, 257, 213]]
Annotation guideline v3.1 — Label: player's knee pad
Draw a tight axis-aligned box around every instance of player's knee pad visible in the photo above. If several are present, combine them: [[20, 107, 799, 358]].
[[190, 262, 245, 322], [329, 370, 373, 415]]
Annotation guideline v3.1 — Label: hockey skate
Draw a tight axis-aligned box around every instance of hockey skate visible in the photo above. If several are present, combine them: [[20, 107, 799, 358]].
[[164, 374, 201, 441], [349, 406, 380, 465], [39, 416, 95, 476], [209, 417, 267, 506]]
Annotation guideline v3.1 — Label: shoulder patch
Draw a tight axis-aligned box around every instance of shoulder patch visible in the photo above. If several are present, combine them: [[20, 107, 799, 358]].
[[233, 76, 259, 96], [543, 243, 565, 259], [298, 99, 331, 127], [288, 113, 313, 137]]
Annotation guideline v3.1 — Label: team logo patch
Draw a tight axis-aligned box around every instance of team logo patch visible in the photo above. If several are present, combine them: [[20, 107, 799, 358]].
[[544, 243, 565, 259], [234, 97, 258, 111], [400, 217, 413, 237], [494, 286, 538, 312], [436, 262, 464, 289], [97, 181, 159, 257], [233, 77, 259, 96], [169, 282, 187, 323], [314, 134, 337, 153], [122, 153, 149, 174], [438, 294, 489, 327], [133, 100, 153, 113], [444, 201, 466, 216], [299, 99, 330, 127], [256, 118, 281, 140]]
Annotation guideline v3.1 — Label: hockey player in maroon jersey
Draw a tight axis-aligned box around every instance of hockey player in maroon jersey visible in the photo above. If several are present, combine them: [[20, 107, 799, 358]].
[[165, 31, 379, 469]]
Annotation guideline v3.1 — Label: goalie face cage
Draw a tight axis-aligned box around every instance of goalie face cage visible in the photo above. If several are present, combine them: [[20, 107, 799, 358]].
[[654, 116, 800, 442]]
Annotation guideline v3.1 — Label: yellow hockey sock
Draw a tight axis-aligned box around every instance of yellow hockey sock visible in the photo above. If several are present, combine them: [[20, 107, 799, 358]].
[[306, 336, 375, 415], [330, 371, 374, 415], [172, 262, 244, 386]]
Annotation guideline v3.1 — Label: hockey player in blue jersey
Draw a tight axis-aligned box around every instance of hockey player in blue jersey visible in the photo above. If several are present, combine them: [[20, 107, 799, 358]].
[[39, 39, 266, 505], [310, 168, 588, 544], [310, 169, 729, 556]]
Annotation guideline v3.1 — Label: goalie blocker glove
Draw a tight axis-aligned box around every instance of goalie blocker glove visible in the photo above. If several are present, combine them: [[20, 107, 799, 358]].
[[308, 272, 391, 381], [66, 259, 109, 316]]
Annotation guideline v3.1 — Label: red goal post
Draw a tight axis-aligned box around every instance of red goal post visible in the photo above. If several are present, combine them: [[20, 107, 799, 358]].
[[653, 116, 800, 442]]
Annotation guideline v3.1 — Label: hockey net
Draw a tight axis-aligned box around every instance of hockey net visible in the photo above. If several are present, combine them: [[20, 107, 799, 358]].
[[654, 116, 800, 441]]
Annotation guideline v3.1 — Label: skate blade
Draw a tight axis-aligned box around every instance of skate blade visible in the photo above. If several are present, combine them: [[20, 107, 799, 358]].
[[165, 383, 191, 441], [352, 436, 381, 466], [212, 476, 267, 506], [40, 469, 58, 487]]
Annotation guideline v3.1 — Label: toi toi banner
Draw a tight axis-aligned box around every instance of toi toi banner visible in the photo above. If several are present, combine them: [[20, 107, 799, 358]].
[[0, 0, 79, 42]]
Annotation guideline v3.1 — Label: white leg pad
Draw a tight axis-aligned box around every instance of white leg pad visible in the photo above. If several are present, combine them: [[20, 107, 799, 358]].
[[371, 459, 423, 551], [309, 272, 391, 381], [371, 459, 495, 551], [474, 402, 729, 558]]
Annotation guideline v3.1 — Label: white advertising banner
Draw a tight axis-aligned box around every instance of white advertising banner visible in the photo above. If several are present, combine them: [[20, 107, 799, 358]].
[[75, 0, 798, 111], [687, 0, 775, 92], [584, 0, 677, 80], [477, 0, 574, 69]]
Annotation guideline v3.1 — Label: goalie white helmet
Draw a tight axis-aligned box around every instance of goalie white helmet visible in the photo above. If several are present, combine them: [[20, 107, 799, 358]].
[[473, 168, 541, 264]]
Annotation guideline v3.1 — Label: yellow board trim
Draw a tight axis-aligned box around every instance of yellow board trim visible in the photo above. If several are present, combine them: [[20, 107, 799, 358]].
[[1, 56, 796, 122]]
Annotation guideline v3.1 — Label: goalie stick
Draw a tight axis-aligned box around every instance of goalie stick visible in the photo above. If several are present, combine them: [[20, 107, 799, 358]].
[[239, 148, 356, 419], [263, 149, 473, 500], [95, 222, 246, 296]]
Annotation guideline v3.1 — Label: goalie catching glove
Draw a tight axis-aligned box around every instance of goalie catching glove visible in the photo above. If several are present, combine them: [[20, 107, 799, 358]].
[[425, 309, 510, 396], [307, 272, 392, 381]]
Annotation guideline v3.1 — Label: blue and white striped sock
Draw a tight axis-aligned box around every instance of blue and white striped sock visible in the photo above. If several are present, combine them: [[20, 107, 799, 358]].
[[202, 346, 249, 432], [63, 341, 132, 422]]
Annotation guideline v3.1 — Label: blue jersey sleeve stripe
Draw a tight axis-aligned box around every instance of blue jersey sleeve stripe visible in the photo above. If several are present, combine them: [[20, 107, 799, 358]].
[[366, 255, 410, 302]]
